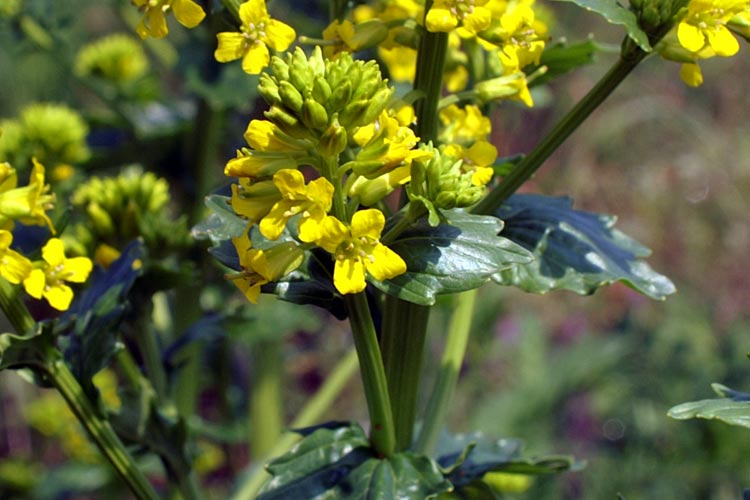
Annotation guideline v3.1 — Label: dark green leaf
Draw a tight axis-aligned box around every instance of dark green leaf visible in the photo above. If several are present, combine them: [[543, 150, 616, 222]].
[[372, 210, 533, 306], [0, 326, 57, 373], [493, 194, 675, 299], [192, 194, 248, 245], [59, 240, 144, 400], [551, 0, 651, 51], [260, 422, 452, 500], [435, 430, 576, 490]]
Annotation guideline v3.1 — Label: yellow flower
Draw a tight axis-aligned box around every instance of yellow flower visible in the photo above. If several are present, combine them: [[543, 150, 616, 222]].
[[214, 0, 296, 74], [0, 229, 33, 284], [443, 140, 498, 186], [229, 234, 303, 303], [0, 159, 55, 232], [316, 209, 407, 295], [377, 45, 418, 82], [132, 0, 206, 39], [677, 0, 745, 56], [231, 178, 281, 223], [439, 104, 492, 144], [23, 238, 93, 311], [426, 0, 493, 36], [259, 169, 334, 242], [322, 19, 389, 58]]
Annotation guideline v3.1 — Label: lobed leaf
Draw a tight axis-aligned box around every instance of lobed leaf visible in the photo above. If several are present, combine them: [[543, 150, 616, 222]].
[[372, 210, 533, 306], [493, 194, 675, 299], [668, 382, 750, 429]]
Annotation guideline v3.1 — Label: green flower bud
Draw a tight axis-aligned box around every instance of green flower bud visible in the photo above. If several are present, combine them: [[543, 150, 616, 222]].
[[319, 116, 348, 157], [269, 55, 290, 82], [289, 48, 315, 93], [312, 76, 332, 105], [258, 73, 283, 107], [19, 103, 90, 167], [75, 34, 149, 84], [301, 97, 329, 129], [359, 87, 394, 126], [87, 202, 115, 236], [265, 105, 301, 129], [327, 80, 353, 114], [338, 99, 370, 129], [279, 80, 304, 112]]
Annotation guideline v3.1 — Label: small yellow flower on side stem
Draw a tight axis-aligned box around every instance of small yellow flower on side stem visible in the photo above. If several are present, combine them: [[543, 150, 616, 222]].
[[443, 140, 498, 186], [676, 0, 744, 56], [214, 0, 296, 74], [0, 230, 33, 284], [0, 159, 55, 232], [23, 238, 93, 311], [426, 0, 493, 35], [317, 209, 407, 295], [132, 0, 206, 39]]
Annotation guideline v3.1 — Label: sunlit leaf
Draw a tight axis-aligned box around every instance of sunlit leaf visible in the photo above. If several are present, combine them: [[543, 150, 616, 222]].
[[551, 0, 651, 51], [493, 194, 675, 299]]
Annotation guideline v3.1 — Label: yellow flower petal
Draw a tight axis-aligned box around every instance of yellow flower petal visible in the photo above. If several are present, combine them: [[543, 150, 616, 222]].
[[45, 283, 74, 311], [242, 41, 270, 74], [706, 26, 739, 56], [215, 33, 247, 62], [23, 269, 45, 299], [172, 0, 206, 28], [366, 244, 406, 281], [62, 257, 93, 283], [677, 22, 707, 52], [240, 0, 267, 26], [679, 62, 704, 86], [265, 19, 296, 51], [334, 256, 367, 294], [426, 5, 459, 32], [350, 209, 385, 241], [317, 216, 348, 254], [42, 238, 66, 267]]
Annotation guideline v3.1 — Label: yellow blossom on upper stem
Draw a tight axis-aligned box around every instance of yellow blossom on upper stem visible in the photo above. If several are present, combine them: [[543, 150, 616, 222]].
[[0, 159, 55, 232], [259, 169, 334, 242], [0, 229, 33, 284], [214, 0, 296, 75], [316, 209, 406, 295], [23, 238, 92, 311], [132, 0, 206, 39], [426, 0, 493, 36], [676, 0, 745, 56], [439, 104, 492, 144]]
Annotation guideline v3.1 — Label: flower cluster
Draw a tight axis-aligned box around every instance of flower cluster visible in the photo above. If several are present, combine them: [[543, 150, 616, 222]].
[[656, 0, 750, 85], [0, 159, 92, 310]]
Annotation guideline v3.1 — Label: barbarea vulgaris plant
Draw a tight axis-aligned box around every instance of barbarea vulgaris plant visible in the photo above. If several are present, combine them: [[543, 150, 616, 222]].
[[0, 0, 747, 498]]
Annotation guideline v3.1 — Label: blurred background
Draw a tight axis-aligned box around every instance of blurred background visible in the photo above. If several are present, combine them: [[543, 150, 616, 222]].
[[1, 0, 749, 499]]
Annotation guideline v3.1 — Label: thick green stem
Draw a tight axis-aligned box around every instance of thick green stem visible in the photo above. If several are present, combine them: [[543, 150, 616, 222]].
[[345, 293, 396, 457], [472, 46, 647, 215], [49, 359, 162, 500], [249, 339, 284, 458], [381, 295, 430, 451], [413, 24, 448, 144], [415, 289, 477, 455], [0, 280, 34, 334], [231, 349, 359, 500]]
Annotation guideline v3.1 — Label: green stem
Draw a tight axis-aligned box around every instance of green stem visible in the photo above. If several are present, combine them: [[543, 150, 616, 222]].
[[231, 349, 359, 500], [414, 289, 477, 455], [472, 46, 648, 215], [344, 293, 396, 457], [413, 1, 448, 144], [48, 359, 162, 500], [381, 295, 430, 451], [249, 338, 284, 458], [0, 280, 34, 334]]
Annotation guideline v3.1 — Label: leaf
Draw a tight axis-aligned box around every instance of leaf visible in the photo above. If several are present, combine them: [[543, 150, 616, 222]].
[[260, 422, 452, 500], [529, 38, 603, 87], [372, 210, 533, 306], [493, 194, 675, 299], [435, 430, 577, 490], [58, 240, 144, 400], [0, 325, 57, 373], [191, 194, 248, 245], [551, 0, 651, 51], [668, 397, 750, 429]]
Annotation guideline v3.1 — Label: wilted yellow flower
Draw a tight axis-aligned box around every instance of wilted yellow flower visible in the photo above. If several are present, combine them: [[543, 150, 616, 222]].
[[132, 0, 206, 39], [23, 238, 93, 311], [316, 209, 406, 295], [0, 159, 55, 232], [214, 0, 296, 74], [229, 234, 303, 303]]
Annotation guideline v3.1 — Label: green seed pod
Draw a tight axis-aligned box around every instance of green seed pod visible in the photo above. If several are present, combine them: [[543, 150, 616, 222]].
[[279, 80, 304, 112], [301, 97, 329, 129]]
